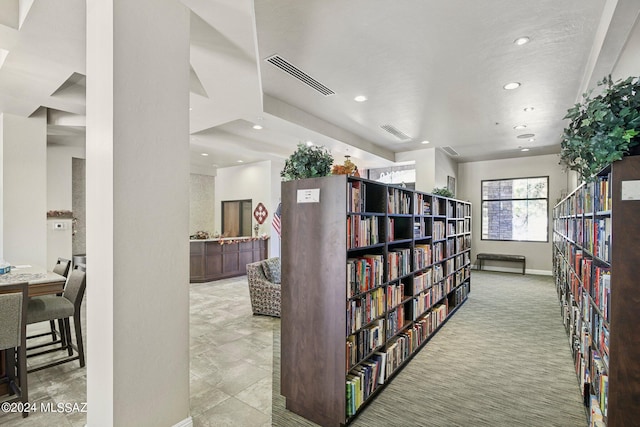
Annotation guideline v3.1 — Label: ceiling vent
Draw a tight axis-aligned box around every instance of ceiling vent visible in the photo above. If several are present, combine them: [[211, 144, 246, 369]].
[[380, 124, 411, 142], [265, 54, 335, 96], [441, 146, 460, 156]]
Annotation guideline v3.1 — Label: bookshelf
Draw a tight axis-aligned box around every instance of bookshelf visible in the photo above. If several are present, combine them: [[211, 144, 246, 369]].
[[280, 175, 471, 426], [552, 155, 640, 427]]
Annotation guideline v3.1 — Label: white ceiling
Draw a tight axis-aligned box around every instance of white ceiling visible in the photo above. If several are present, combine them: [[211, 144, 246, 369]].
[[1, 0, 639, 172]]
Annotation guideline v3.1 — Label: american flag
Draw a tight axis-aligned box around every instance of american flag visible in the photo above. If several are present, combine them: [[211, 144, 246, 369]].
[[272, 202, 282, 237]]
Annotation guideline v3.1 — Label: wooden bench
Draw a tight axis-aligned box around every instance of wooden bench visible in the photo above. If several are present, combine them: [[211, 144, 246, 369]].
[[476, 253, 526, 275]]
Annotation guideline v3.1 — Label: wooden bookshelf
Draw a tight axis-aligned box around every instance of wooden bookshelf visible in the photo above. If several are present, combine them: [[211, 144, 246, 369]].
[[552, 155, 640, 427], [281, 175, 471, 426]]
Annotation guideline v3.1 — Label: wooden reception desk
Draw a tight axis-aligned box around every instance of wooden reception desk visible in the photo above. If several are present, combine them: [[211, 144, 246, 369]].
[[189, 237, 269, 282]]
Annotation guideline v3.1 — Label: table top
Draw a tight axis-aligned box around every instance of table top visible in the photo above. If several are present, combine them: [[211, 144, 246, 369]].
[[0, 265, 66, 285]]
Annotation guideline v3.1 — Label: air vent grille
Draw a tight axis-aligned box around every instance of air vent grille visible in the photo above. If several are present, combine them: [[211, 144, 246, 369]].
[[442, 146, 460, 156], [265, 54, 335, 96], [380, 124, 411, 141]]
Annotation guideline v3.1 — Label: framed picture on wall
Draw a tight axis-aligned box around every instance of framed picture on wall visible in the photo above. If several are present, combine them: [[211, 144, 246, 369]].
[[447, 176, 456, 196]]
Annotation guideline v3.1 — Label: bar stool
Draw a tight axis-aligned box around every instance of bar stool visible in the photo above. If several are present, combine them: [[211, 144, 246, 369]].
[[26, 264, 86, 373], [27, 257, 72, 349], [0, 282, 29, 418]]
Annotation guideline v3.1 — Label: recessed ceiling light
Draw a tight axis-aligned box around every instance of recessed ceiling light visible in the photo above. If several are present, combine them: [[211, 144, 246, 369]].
[[354, 95, 367, 102], [521, 148, 530, 152], [421, 140, 430, 144], [514, 36, 530, 46], [200, 153, 208, 156], [237, 160, 244, 163], [189, 107, 193, 111], [524, 107, 535, 112], [513, 124, 527, 130], [503, 82, 521, 90], [528, 138, 535, 142], [306, 141, 314, 147], [252, 124, 263, 130]]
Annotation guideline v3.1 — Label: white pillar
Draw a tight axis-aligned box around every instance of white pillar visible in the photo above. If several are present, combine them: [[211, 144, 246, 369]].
[[397, 147, 436, 193], [86, 1, 191, 426], [0, 110, 47, 266]]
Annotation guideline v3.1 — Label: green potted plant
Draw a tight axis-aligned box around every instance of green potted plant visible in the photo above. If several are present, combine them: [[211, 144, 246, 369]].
[[560, 75, 640, 182], [432, 187, 454, 198], [281, 143, 334, 181]]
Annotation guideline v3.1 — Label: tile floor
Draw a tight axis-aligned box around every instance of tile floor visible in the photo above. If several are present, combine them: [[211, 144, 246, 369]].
[[0, 276, 277, 427]]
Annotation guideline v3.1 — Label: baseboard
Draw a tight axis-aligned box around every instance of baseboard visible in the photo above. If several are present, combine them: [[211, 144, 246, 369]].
[[173, 416, 193, 427], [472, 264, 552, 276]]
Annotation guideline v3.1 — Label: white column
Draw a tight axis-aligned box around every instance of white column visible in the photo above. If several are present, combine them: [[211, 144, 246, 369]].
[[397, 147, 436, 193], [0, 109, 47, 266], [86, 1, 191, 426]]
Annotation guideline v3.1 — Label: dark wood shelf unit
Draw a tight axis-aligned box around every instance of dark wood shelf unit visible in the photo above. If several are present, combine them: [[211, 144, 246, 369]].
[[552, 155, 640, 427], [281, 175, 472, 426]]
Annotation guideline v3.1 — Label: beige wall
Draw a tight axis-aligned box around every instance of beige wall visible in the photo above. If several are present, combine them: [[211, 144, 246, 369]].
[[458, 154, 567, 275]]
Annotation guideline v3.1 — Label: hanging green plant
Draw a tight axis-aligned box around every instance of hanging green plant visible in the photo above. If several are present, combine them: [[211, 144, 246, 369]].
[[560, 75, 640, 182], [281, 143, 334, 181]]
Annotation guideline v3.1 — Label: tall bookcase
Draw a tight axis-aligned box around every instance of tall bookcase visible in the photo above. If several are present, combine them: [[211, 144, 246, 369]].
[[552, 155, 640, 427], [281, 175, 471, 426]]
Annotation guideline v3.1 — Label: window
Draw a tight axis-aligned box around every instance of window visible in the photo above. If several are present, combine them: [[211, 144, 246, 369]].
[[481, 177, 548, 242]]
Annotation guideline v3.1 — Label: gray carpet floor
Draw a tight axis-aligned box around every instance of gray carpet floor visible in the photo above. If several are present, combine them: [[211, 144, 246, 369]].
[[272, 271, 587, 427]]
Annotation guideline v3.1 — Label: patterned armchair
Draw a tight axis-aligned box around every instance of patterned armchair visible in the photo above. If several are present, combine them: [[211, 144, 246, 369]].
[[246, 257, 281, 317]]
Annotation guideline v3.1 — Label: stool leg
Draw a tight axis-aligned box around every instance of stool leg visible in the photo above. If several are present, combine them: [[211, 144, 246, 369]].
[[73, 314, 85, 367], [63, 318, 73, 357]]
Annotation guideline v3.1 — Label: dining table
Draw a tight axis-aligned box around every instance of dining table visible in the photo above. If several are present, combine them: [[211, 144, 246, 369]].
[[0, 265, 67, 395], [0, 265, 66, 296]]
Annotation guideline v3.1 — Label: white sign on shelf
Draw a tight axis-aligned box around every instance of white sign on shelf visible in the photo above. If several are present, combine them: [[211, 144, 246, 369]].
[[621, 180, 640, 201], [297, 188, 320, 203]]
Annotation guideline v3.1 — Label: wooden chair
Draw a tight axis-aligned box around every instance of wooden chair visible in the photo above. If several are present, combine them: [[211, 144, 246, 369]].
[[0, 282, 29, 418], [26, 264, 86, 373]]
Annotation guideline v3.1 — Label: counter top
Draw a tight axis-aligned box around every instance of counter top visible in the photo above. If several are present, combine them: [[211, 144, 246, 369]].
[[189, 236, 269, 243]]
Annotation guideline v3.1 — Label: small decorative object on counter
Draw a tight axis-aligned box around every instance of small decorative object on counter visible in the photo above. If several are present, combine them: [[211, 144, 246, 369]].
[[0, 259, 11, 275], [190, 231, 210, 240]]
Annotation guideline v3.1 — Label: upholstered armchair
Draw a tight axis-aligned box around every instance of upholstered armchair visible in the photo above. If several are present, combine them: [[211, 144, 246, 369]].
[[246, 257, 281, 317]]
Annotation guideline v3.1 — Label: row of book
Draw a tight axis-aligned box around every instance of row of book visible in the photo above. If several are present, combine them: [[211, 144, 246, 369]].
[[414, 194, 431, 215], [347, 287, 385, 335], [346, 319, 384, 370], [385, 305, 405, 340], [590, 351, 608, 426], [456, 235, 471, 253], [387, 188, 412, 214], [347, 255, 384, 298], [433, 220, 446, 240], [347, 247, 471, 300], [555, 173, 611, 217], [413, 220, 426, 238], [433, 241, 445, 263], [386, 282, 406, 311], [346, 354, 384, 418], [583, 217, 611, 262], [413, 283, 444, 317], [414, 244, 432, 270], [414, 269, 432, 293], [348, 180, 366, 213], [346, 302, 451, 418], [388, 248, 411, 281], [347, 215, 380, 249], [566, 247, 610, 321]]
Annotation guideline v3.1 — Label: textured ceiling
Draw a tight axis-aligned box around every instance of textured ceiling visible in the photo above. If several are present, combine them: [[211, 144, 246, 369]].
[[0, 0, 639, 171]]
